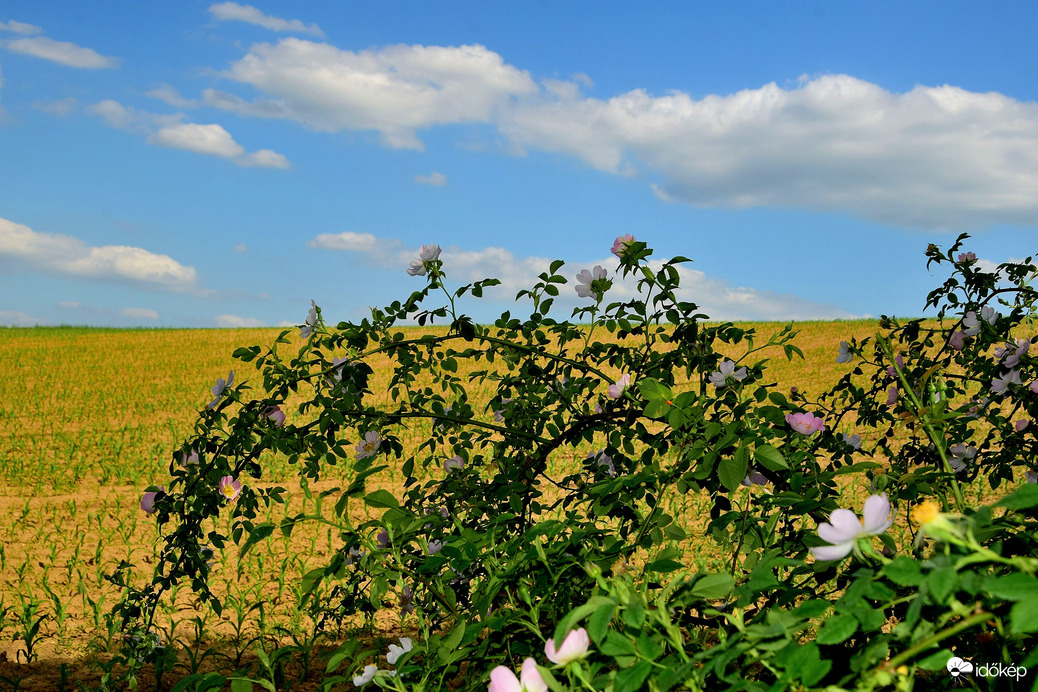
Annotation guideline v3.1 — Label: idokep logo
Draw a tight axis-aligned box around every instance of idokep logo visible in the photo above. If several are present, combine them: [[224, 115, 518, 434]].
[[947, 656, 1028, 683]]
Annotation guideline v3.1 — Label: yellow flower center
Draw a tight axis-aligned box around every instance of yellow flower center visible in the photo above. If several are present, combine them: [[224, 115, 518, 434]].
[[221, 484, 236, 498], [911, 500, 941, 526]]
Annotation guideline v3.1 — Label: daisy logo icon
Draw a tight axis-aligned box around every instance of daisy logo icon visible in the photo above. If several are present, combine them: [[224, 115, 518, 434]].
[[946, 657, 973, 680]]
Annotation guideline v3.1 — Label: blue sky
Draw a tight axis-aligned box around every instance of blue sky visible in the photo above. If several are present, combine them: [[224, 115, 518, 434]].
[[1, 1, 1036, 327]]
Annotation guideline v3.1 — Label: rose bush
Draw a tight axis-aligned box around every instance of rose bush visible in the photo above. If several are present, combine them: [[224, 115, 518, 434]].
[[111, 233, 1038, 690]]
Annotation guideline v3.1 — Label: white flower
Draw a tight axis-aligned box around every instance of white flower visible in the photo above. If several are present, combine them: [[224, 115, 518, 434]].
[[709, 360, 748, 388], [443, 455, 465, 472], [328, 356, 350, 385], [811, 494, 895, 561], [300, 300, 317, 338], [418, 244, 441, 262], [962, 311, 981, 337], [1000, 338, 1030, 368], [494, 397, 513, 422], [353, 663, 377, 687], [839, 433, 862, 450], [406, 258, 427, 276], [178, 448, 200, 466], [574, 265, 609, 299], [207, 370, 234, 409], [991, 369, 1022, 396], [427, 539, 444, 555], [387, 637, 413, 665], [587, 449, 615, 477], [981, 305, 1000, 325], [355, 431, 382, 460], [345, 546, 366, 565], [836, 341, 853, 364], [1026, 470, 1038, 484], [948, 443, 977, 473]]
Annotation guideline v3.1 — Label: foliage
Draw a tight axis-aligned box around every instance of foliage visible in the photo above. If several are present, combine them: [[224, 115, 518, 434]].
[[115, 235, 1038, 690]]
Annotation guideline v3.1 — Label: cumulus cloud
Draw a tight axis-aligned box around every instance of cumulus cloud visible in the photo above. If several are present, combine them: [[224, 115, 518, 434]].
[[120, 307, 159, 320], [500, 74, 1038, 229], [214, 313, 266, 327], [208, 3, 324, 37], [89, 100, 290, 167], [0, 216, 199, 291], [147, 83, 200, 108], [208, 39, 537, 149], [6, 36, 118, 69], [0, 310, 44, 326], [0, 20, 42, 35], [415, 172, 448, 187], [307, 232, 853, 319], [33, 97, 79, 116]]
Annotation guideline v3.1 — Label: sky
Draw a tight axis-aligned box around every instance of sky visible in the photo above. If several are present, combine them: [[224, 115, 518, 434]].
[[1, 1, 1037, 328]]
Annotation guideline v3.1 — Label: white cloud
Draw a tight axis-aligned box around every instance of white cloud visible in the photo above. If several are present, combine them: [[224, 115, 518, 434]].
[[208, 3, 324, 37], [120, 307, 159, 320], [209, 39, 537, 149], [308, 231, 404, 262], [214, 313, 266, 327], [149, 123, 246, 158], [415, 172, 448, 187], [147, 83, 200, 108], [0, 20, 42, 35], [89, 101, 290, 168], [33, 97, 79, 116], [6, 36, 118, 69], [307, 232, 853, 319], [0, 310, 44, 326], [58, 301, 80, 309], [500, 74, 1038, 229], [0, 216, 199, 291]]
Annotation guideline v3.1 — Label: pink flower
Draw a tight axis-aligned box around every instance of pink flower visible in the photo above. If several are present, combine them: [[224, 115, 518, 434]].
[[886, 386, 899, 406], [785, 412, 825, 436], [355, 431, 382, 460], [1031, 381, 1038, 395], [574, 266, 609, 299], [178, 448, 199, 467], [1027, 470, 1038, 484], [611, 234, 636, 257], [741, 470, 768, 487], [494, 398, 513, 422], [587, 449, 616, 477], [999, 338, 1030, 368], [140, 488, 164, 514], [957, 252, 977, 264], [489, 658, 547, 692], [886, 355, 904, 378], [444, 455, 465, 472], [949, 443, 977, 473], [949, 330, 966, 351], [218, 476, 242, 501], [608, 373, 631, 399], [709, 360, 748, 388], [1017, 419, 1030, 432], [839, 433, 862, 450], [263, 405, 286, 427], [207, 370, 234, 410], [811, 494, 895, 561], [400, 584, 414, 614], [545, 628, 590, 665]]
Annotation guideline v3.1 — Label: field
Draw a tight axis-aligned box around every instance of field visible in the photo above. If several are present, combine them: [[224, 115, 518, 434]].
[[0, 320, 989, 690]]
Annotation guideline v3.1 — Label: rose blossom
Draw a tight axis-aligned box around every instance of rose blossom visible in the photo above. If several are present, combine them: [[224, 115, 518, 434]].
[[140, 488, 164, 514], [811, 494, 896, 561], [218, 476, 242, 502], [574, 266, 609, 299], [836, 341, 853, 364], [355, 431, 382, 460], [608, 373, 631, 399], [489, 658, 547, 692], [785, 412, 825, 436], [709, 360, 748, 388], [207, 370, 234, 410], [611, 234, 636, 257], [545, 628, 590, 665]]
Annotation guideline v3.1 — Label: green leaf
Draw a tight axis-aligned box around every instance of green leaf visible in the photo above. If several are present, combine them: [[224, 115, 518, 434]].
[[230, 680, 252, 692], [718, 445, 749, 492], [636, 632, 662, 660], [927, 567, 957, 604], [441, 619, 466, 653], [916, 648, 954, 671], [1010, 595, 1038, 634], [363, 489, 399, 509], [793, 599, 831, 619], [883, 557, 924, 586], [588, 603, 616, 644], [636, 378, 673, 401], [691, 573, 734, 599], [753, 444, 788, 471], [614, 661, 652, 692], [238, 523, 275, 560], [644, 558, 683, 573], [995, 484, 1038, 510], [600, 630, 637, 657], [984, 573, 1038, 601], [815, 614, 858, 645]]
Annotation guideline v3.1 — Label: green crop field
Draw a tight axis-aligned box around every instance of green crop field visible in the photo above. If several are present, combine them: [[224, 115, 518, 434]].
[[0, 320, 993, 690]]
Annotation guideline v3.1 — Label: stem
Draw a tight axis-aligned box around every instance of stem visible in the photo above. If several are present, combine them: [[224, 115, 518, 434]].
[[880, 610, 991, 671]]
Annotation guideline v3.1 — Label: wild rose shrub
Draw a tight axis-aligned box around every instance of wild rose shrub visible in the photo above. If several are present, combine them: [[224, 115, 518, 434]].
[[114, 234, 1038, 691]]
